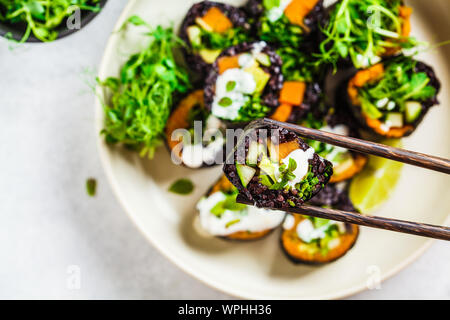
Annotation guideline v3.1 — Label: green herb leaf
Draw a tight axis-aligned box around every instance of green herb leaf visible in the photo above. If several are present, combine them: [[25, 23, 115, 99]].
[[225, 219, 241, 228], [86, 178, 97, 197], [169, 179, 195, 195], [226, 81, 236, 92], [218, 97, 233, 107]]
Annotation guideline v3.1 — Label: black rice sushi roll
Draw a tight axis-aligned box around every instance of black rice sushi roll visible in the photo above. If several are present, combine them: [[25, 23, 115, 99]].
[[196, 175, 286, 240], [317, 0, 414, 69], [244, 0, 326, 48], [299, 113, 367, 183], [179, 1, 251, 77], [223, 125, 333, 209], [204, 41, 283, 125], [343, 56, 440, 138], [165, 90, 226, 168], [281, 184, 359, 264]]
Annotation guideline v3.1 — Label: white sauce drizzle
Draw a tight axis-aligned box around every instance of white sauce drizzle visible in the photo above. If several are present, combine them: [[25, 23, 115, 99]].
[[197, 192, 286, 236], [275, 148, 315, 187]]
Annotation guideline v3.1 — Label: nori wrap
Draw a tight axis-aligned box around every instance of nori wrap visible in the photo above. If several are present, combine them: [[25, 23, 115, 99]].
[[165, 90, 226, 168], [342, 56, 440, 138], [204, 41, 284, 125], [196, 175, 285, 240], [179, 1, 251, 77], [223, 125, 333, 209], [281, 184, 359, 264]]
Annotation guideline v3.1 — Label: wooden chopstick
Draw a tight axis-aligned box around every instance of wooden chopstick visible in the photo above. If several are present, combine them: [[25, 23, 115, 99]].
[[236, 195, 450, 241], [249, 118, 450, 174]]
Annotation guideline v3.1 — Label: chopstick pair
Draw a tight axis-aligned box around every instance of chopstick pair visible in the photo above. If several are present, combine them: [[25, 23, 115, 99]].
[[235, 118, 450, 241]]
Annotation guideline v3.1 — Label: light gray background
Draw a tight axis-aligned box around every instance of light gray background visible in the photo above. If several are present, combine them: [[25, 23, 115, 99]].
[[0, 0, 448, 300]]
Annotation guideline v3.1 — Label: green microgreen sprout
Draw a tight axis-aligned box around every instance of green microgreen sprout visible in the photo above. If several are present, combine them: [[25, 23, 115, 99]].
[[0, 0, 102, 42], [98, 16, 190, 158]]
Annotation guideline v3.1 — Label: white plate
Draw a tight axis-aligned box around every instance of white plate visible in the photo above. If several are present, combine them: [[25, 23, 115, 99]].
[[95, 0, 450, 299]]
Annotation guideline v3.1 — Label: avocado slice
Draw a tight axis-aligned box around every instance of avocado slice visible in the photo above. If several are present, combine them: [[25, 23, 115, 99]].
[[236, 164, 256, 188], [187, 25, 202, 47], [405, 101, 422, 123], [254, 53, 271, 67], [199, 48, 222, 64], [244, 65, 270, 93]]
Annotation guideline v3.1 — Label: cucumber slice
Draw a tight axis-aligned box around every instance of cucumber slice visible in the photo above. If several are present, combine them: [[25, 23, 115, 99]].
[[187, 26, 201, 47], [236, 164, 256, 188], [405, 101, 422, 123], [385, 112, 403, 128], [254, 53, 271, 67]]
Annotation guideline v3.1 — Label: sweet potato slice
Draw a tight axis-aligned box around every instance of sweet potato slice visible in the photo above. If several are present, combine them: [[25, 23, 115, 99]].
[[279, 81, 306, 106], [202, 7, 233, 33], [330, 154, 367, 183], [281, 214, 359, 264], [347, 63, 384, 105], [269, 140, 301, 162], [217, 55, 240, 74], [270, 104, 293, 122], [364, 115, 414, 138], [165, 90, 204, 151], [284, 0, 319, 28]]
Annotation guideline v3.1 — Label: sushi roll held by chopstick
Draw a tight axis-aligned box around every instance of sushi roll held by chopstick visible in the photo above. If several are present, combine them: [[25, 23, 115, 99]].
[[223, 125, 333, 209]]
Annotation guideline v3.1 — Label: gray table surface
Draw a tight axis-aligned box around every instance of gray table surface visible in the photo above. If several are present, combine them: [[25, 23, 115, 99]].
[[0, 0, 448, 300]]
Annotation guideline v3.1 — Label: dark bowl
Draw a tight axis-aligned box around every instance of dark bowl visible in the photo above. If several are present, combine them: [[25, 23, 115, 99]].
[[0, 0, 107, 42]]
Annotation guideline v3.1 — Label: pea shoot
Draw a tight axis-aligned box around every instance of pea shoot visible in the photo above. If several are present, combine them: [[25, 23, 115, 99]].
[[0, 0, 102, 42], [98, 16, 190, 158]]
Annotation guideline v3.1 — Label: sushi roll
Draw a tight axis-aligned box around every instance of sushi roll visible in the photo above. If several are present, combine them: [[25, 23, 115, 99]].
[[244, 0, 326, 48], [196, 175, 286, 240], [204, 42, 284, 125], [281, 184, 359, 264], [300, 113, 367, 183], [223, 125, 333, 209], [344, 56, 440, 138], [165, 90, 226, 168], [179, 1, 251, 77], [317, 0, 415, 69]]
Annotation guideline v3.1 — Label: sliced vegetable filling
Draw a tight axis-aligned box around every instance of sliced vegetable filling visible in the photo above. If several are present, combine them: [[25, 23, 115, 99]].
[[317, 0, 416, 69], [165, 90, 226, 168], [205, 42, 283, 123], [180, 1, 251, 75], [347, 56, 440, 137], [224, 126, 333, 208], [196, 176, 285, 239]]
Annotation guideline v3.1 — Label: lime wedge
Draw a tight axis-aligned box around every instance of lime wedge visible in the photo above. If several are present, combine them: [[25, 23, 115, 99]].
[[349, 139, 403, 213]]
